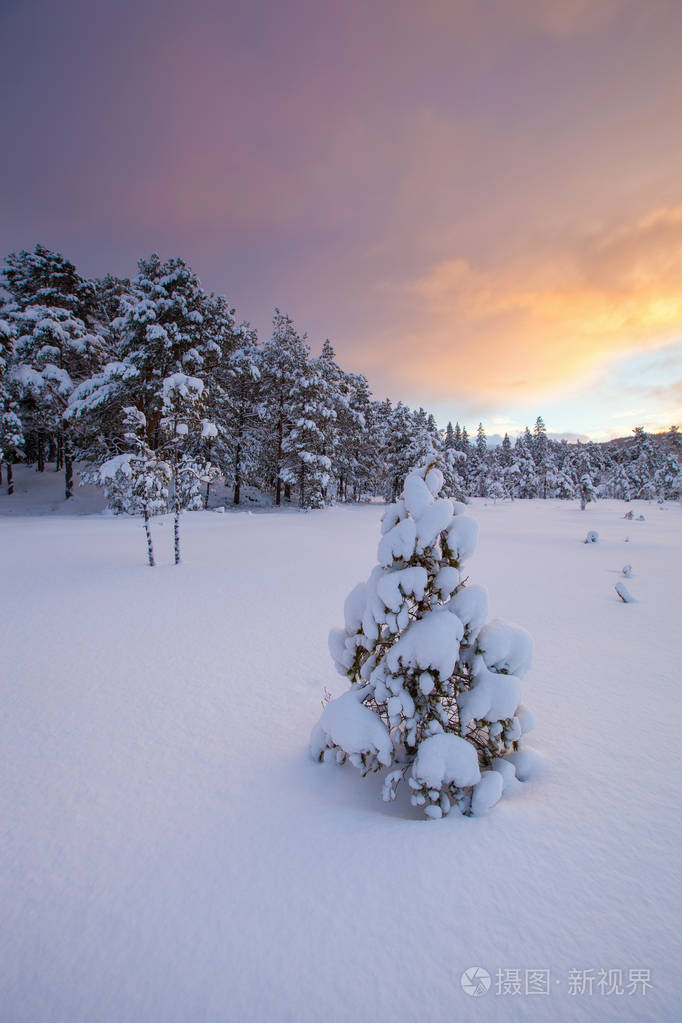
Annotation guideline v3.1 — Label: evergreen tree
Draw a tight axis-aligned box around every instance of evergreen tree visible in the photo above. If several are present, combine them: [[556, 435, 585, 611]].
[[335, 371, 373, 502], [260, 310, 308, 504], [221, 326, 262, 505], [3, 244, 98, 324], [476, 422, 487, 458], [11, 304, 105, 497], [280, 356, 332, 509], [312, 461, 535, 818], [500, 432, 512, 466]]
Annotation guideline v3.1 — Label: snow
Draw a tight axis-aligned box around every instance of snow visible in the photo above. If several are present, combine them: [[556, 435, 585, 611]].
[[377, 516, 416, 566], [411, 732, 481, 790], [477, 619, 533, 678], [385, 609, 464, 679], [445, 514, 479, 562], [97, 453, 134, 480], [311, 689, 392, 768], [446, 583, 488, 635], [0, 486, 680, 1021], [615, 580, 635, 603], [424, 466, 444, 495], [415, 496, 454, 552], [471, 770, 505, 816], [459, 660, 523, 726], [376, 565, 427, 611], [402, 471, 433, 518]]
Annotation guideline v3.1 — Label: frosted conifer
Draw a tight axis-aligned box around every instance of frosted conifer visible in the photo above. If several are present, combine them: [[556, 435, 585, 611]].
[[311, 461, 535, 818]]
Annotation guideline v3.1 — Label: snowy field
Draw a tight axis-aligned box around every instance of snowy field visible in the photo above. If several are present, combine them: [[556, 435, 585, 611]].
[[1, 481, 681, 1022]]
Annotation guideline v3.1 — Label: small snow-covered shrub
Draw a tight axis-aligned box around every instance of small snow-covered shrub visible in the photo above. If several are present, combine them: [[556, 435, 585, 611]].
[[622, 565, 632, 578], [584, 530, 599, 544], [624, 510, 634, 520], [311, 461, 536, 819]]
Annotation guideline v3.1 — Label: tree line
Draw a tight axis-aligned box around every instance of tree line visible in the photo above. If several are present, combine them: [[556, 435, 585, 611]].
[[1, 245, 680, 519]]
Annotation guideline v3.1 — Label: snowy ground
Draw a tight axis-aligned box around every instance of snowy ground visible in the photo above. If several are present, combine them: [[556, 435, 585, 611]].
[[1, 476, 681, 1022]]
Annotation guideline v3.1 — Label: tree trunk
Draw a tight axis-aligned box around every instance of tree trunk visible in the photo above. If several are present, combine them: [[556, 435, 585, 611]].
[[234, 436, 243, 505], [275, 411, 283, 506], [173, 445, 181, 565], [7, 462, 13, 496], [64, 432, 74, 500], [143, 507, 155, 566], [37, 433, 46, 472], [174, 501, 181, 564], [204, 440, 213, 509]]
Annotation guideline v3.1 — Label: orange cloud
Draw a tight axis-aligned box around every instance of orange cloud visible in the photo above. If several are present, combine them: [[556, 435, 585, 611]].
[[360, 205, 682, 407]]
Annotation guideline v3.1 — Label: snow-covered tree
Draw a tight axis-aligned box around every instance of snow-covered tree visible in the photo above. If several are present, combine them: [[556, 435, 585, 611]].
[[311, 461, 535, 818], [218, 325, 262, 505], [11, 305, 105, 497], [335, 371, 374, 502], [259, 310, 308, 504], [158, 373, 218, 563], [280, 355, 332, 509], [0, 313, 24, 493], [89, 409, 171, 567]]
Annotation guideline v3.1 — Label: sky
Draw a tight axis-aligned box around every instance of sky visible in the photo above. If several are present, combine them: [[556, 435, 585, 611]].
[[1, 0, 681, 440]]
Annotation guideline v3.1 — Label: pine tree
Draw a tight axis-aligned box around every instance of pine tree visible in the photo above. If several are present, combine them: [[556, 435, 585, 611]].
[[476, 422, 487, 457], [385, 401, 420, 500], [500, 432, 512, 466], [260, 310, 308, 505], [3, 246, 106, 492], [0, 313, 23, 493], [11, 305, 105, 497], [312, 461, 534, 818], [221, 326, 262, 506], [335, 371, 373, 502], [280, 356, 332, 509], [3, 244, 98, 324]]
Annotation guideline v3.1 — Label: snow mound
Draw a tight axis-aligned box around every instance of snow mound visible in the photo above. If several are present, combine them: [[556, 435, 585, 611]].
[[615, 581, 635, 603], [403, 473, 433, 519], [386, 610, 464, 680], [471, 770, 504, 815], [415, 497, 454, 553], [445, 515, 478, 564], [311, 689, 393, 769], [477, 619, 533, 678], [504, 748, 545, 782], [377, 518, 416, 566], [411, 733, 481, 791]]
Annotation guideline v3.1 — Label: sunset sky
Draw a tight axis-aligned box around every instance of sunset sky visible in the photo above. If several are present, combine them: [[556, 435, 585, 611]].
[[2, 0, 681, 439]]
